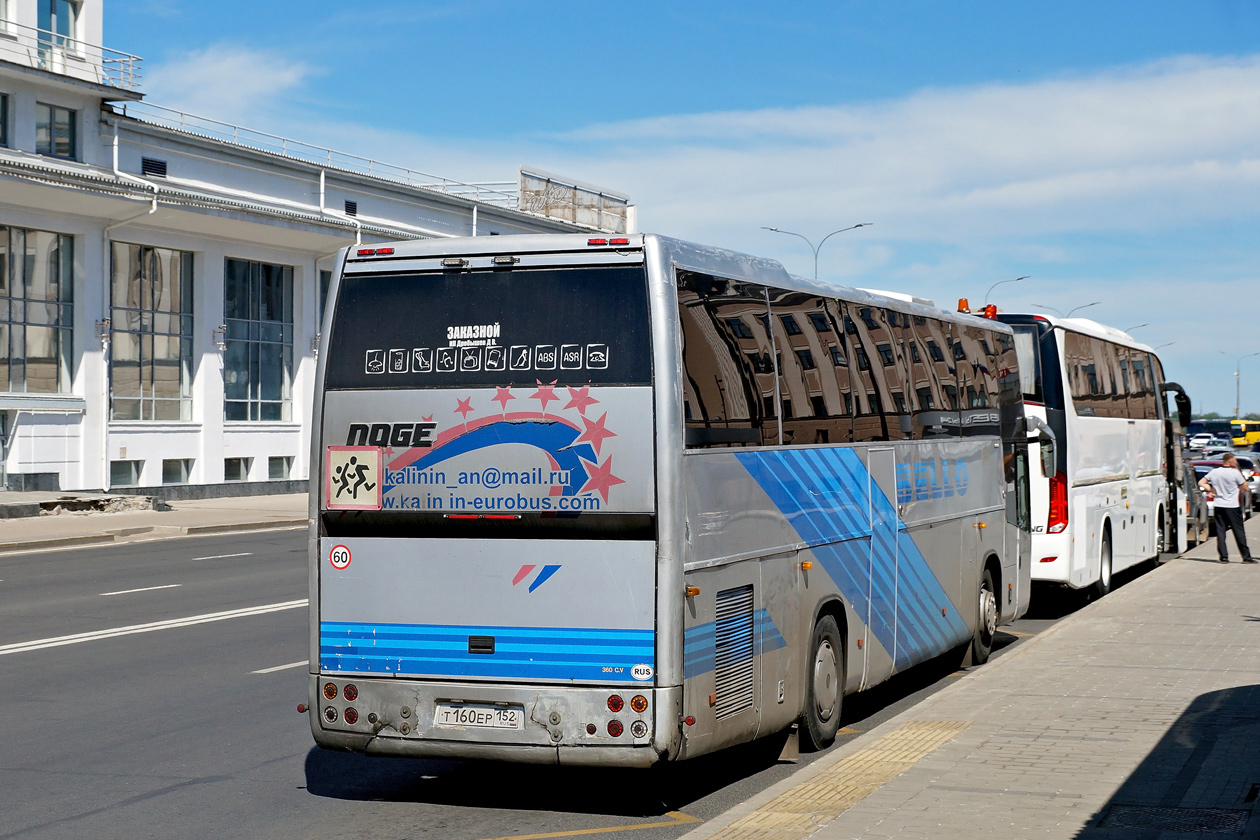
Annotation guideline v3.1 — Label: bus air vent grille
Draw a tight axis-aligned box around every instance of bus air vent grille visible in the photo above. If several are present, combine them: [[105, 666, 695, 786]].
[[714, 584, 754, 720]]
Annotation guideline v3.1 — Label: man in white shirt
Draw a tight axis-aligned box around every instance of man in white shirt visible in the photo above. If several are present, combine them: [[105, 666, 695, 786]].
[[1198, 453, 1255, 563]]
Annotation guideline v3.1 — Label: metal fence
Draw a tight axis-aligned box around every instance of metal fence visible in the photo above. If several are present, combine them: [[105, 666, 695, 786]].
[[0, 19, 141, 91]]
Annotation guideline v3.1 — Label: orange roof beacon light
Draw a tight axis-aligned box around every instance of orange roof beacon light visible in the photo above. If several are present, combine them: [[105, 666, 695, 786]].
[[982, 304, 998, 319], [957, 298, 970, 314]]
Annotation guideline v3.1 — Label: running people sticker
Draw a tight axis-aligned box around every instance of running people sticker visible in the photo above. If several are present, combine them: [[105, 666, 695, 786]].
[[325, 446, 382, 510]]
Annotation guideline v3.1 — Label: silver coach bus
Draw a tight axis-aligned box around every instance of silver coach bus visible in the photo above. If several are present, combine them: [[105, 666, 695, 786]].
[[307, 233, 1038, 766]]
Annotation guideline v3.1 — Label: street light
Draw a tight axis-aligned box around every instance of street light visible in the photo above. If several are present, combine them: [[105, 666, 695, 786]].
[[1154, 341, 1175, 350], [984, 275, 1029, 307], [1033, 301, 1100, 318], [762, 223, 873, 280], [1124, 323, 1148, 333], [1219, 351, 1260, 419]]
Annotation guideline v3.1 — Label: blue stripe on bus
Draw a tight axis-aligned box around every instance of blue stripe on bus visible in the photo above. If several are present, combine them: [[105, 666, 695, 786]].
[[734, 448, 969, 670], [320, 622, 654, 682], [684, 609, 786, 679]]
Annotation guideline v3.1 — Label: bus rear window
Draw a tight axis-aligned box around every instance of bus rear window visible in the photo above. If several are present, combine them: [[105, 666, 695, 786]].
[[324, 265, 652, 389]]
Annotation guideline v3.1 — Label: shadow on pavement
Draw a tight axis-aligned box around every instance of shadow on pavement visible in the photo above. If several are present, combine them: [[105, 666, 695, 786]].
[[1076, 684, 1260, 837], [303, 732, 789, 816]]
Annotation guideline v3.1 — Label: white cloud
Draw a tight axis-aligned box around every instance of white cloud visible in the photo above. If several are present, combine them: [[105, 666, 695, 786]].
[[145, 46, 317, 124]]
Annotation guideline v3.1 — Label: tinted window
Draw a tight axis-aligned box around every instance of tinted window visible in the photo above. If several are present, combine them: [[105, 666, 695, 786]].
[[677, 270, 775, 447], [909, 316, 961, 438], [326, 265, 651, 389], [768, 289, 852, 445]]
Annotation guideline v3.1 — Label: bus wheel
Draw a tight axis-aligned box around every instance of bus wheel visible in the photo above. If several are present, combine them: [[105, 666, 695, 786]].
[[1095, 532, 1113, 599], [802, 615, 842, 751], [968, 567, 997, 666]]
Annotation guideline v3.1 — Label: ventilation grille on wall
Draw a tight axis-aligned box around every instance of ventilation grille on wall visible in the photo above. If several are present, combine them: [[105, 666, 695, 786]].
[[141, 157, 167, 178], [714, 584, 755, 720], [344, 200, 358, 217]]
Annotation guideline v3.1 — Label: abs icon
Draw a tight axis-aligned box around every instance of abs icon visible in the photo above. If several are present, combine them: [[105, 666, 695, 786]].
[[329, 544, 351, 570]]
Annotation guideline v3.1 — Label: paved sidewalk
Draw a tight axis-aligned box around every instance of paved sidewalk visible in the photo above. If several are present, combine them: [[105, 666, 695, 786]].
[[0, 493, 308, 552], [685, 527, 1260, 840]]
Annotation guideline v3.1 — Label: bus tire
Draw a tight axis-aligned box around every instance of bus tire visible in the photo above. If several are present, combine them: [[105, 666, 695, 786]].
[[801, 615, 843, 751], [1094, 530, 1113, 599], [967, 566, 997, 666]]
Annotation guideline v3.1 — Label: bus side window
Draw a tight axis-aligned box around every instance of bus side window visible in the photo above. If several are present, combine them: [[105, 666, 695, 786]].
[[995, 329, 1022, 439], [1128, 351, 1156, 420], [1095, 339, 1127, 419], [1062, 331, 1098, 417], [910, 315, 959, 438], [676, 270, 774, 448], [956, 324, 1001, 436], [848, 303, 891, 442], [767, 288, 852, 445]]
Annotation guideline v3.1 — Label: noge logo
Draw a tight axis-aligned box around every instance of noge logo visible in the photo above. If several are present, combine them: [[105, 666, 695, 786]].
[[346, 422, 437, 448], [513, 564, 561, 593]]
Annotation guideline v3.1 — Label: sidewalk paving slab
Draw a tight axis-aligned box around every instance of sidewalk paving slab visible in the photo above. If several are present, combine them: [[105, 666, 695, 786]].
[[682, 522, 1260, 840]]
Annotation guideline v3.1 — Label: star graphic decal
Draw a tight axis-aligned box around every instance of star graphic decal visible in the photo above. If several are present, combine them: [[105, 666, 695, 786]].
[[492, 386, 515, 412], [579, 455, 626, 503], [563, 385, 599, 416], [575, 412, 617, 456], [422, 414, 434, 423], [454, 396, 474, 420], [530, 379, 560, 413]]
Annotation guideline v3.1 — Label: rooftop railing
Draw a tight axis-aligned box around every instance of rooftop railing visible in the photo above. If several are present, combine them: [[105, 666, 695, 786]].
[[0, 19, 141, 91], [117, 101, 520, 209]]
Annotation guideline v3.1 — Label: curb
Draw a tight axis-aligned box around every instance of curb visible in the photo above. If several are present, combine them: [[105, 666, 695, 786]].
[[180, 519, 309, 535], [0, 534, 116, 552], [676, 554, 1186, 840]]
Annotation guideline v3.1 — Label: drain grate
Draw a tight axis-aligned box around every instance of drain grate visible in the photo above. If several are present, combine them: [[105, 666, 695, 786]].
[[1098, 805, 1250, 834]]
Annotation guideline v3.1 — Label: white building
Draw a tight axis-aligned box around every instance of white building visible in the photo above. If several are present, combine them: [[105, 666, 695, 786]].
[[0, 0, 630, 494]]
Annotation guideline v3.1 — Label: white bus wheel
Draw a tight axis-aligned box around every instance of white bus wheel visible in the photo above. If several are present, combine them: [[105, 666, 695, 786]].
[[801, 615, 843, 751]]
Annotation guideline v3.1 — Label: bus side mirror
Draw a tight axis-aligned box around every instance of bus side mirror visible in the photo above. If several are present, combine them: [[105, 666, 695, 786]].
[[1175, 393, 1192, 430], [1026, 415, 1058, 478]]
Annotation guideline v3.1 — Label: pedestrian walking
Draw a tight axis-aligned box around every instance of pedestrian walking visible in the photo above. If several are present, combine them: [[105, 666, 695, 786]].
[[1198, 453, 1255, 563]]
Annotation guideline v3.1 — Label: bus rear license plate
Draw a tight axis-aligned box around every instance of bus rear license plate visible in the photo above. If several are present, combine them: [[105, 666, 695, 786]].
[[433, 703, 524, 730]]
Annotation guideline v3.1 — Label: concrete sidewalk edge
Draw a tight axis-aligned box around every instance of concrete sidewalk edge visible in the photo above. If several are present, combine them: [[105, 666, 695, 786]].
[[675, 557, 1177, 840], [0, 518, 310, 554]]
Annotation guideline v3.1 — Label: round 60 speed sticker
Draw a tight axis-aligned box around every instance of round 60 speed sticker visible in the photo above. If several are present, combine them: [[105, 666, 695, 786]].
[[329, 544, 351, 570]]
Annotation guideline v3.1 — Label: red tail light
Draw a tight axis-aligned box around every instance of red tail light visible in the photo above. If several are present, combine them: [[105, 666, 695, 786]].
[[1048, 471, 1068, 534]]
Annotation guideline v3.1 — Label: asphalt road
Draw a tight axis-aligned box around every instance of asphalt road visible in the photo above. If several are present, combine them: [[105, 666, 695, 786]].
[[0, 531, 1156, 840]]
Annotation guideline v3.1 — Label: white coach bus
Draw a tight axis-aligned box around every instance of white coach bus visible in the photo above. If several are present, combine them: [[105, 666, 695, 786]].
[[997, 314, 1190, 596], [306, 233, 1042, 766]]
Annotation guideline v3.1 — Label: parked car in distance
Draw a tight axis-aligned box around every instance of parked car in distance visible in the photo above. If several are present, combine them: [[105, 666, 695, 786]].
[[1189, 433, 1216, 450], [1202, 440, 1236, 458], [1234, 454, 1260, 498], [1192, 460, 1254, 533]]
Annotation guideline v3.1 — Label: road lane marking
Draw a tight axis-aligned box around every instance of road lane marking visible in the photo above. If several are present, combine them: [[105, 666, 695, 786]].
[[100, 584, 183, 596], [191, 552, 253, 561], [475, 812, 700, 840], [0, 599, 307, 656], [253, 659, 309, 674]]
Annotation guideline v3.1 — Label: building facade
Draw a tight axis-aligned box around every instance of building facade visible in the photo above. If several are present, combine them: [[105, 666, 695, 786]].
[[0, 0, 628, 493]]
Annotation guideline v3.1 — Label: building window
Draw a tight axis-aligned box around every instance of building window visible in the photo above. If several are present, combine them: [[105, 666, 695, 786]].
[[162, 458, 191, 484], [35, 103, 76, 159], [38, 0, 80, 48], [877, 343, 895, 366], [780, 314, 802, 336], [829, 344, 847, 367], [268, 456, 292, 480], [795, 348, 816, 371], [808, 312, 830, 333], [224, 258, 293, 421], [224, 457, 250, 481], [110, 244, 193, 421], [0, 94, 8, 148], [0, 226, 74, 393], [110, 459, 142, 487], [725, 317, 753, 339]]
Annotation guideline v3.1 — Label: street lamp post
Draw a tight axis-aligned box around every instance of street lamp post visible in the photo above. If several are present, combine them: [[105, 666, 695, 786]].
[[984, 275, 1029, 306], [1032, 301, 1101, 318], [762, 223, 873, 280], [1154, 341, 1175, 350], [1220, 351, 1260, 419], [1124, 323, 1148, 333]]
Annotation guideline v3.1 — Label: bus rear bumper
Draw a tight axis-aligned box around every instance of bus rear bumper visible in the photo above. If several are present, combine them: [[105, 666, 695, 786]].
[[307, 674, 682, 767], [1030, 534, 1073, 585]]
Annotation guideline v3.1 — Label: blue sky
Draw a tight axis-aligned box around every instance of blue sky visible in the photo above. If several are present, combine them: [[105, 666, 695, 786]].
[[111, 1, 1260, 414]]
